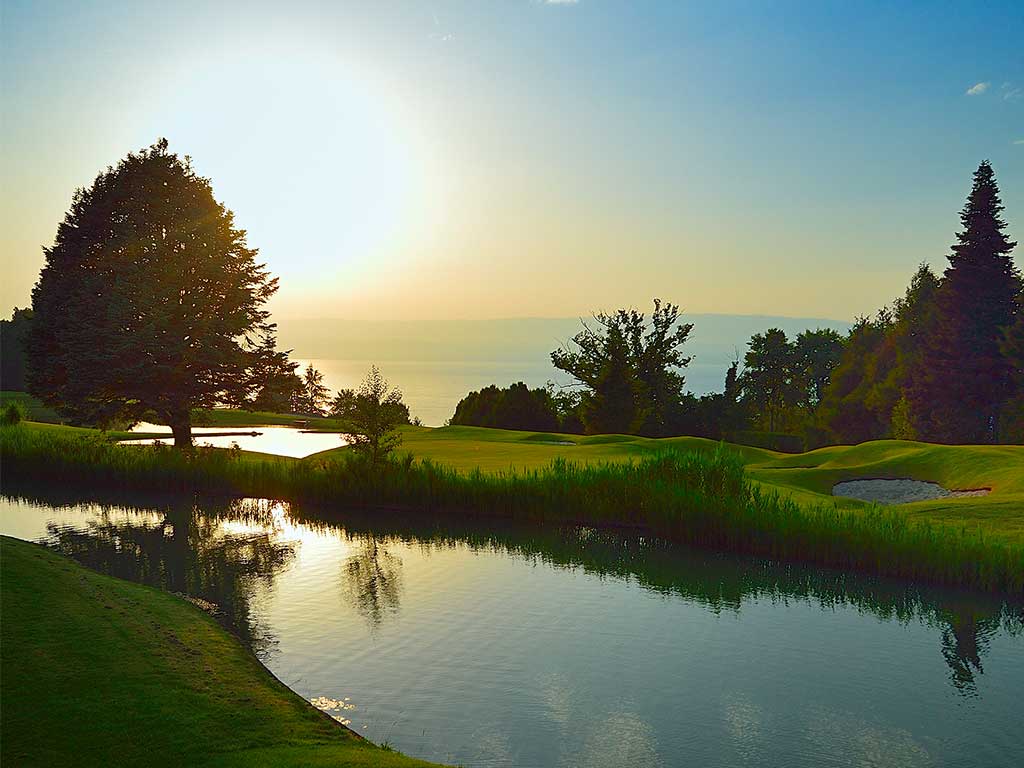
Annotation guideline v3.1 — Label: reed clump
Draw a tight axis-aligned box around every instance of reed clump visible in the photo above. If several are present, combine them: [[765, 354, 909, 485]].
[[2, 423, 1020, 594]]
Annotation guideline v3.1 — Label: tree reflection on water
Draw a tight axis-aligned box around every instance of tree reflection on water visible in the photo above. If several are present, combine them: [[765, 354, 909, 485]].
[[40, 497, 294, 658], [341, 535, 404, 630], [4, 481, 1020, 696]]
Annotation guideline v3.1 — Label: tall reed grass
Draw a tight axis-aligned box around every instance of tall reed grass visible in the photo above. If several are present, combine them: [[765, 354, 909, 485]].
[[2, 423, 1020, 593]]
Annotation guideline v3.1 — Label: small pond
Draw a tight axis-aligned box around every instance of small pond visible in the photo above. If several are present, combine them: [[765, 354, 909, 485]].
[[1, 487, 1021, 767], [122, 422, 346, 458]]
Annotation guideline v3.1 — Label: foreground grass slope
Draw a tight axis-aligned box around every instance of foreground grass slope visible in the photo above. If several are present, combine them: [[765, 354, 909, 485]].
[[0, 536, 442, 768]]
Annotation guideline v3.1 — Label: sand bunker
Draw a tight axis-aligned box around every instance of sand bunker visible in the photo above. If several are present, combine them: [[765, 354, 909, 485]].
[[832, 478, 990, 505]]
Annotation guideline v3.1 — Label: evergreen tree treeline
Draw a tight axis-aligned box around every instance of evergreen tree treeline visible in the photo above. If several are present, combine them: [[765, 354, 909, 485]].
[[454, 162, 1020, 447], [819, 162, 1021, 445]]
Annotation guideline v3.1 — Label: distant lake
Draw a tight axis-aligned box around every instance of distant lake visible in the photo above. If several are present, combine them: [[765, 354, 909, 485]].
[[294, 358, 741, 428], [2, 490, 1020, 768], [282, 314, 852, 426]]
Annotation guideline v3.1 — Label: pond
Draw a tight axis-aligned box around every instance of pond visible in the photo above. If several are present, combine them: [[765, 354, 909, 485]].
[[1, 487, 1021, 768], [122, 422, 346, 458]]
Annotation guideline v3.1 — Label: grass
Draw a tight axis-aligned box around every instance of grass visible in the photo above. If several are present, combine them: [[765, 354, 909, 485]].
[[377, 426, 1024, 547], [2, 421, 1021, 593], [0, 535, 443, 768]]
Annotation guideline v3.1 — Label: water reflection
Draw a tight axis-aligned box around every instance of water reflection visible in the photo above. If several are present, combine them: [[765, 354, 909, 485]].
[[342, 535, 404, 630], [939, 602, 1003, 694], [34, 496, 294, 657], [287, 505, 1023, 698], [2, 482, 1021, 699]]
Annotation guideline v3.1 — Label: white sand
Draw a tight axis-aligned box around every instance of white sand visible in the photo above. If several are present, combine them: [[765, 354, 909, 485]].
[[832, 478, 990, 505]]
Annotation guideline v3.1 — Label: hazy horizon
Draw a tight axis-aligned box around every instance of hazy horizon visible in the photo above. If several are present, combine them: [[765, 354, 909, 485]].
[[278, 312, 852, 424]]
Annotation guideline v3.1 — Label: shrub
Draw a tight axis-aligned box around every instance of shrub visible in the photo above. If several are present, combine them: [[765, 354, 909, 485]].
[[1, 401, 25, 426]]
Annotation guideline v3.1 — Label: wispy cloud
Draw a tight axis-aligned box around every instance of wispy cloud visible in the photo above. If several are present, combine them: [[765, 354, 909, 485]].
[[965, 81, 990, 96], [542, 0, 580, 4], [1002, 83, 1022, 101], [1014, 139, 1024, 145], [429, 8, 454, 42]]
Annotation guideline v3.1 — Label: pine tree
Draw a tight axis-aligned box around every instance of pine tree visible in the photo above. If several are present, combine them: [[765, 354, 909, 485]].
[[909, 162, 1021, 443], [298, 366, 330, 416]]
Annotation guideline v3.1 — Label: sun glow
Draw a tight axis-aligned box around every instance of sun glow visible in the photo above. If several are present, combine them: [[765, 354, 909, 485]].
[[149, 40, 446, 300]]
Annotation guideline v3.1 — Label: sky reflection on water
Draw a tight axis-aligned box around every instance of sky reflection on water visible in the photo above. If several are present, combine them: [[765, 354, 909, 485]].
[[1, 491, 1021, 767]]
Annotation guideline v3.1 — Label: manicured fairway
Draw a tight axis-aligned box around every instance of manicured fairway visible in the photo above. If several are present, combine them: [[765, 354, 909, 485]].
[[365, 425, 1024, 546]]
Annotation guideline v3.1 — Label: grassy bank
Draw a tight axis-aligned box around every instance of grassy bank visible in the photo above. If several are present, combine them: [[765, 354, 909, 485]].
[[393, 427, 1024, 537], [0, 536, 441, 767], [2, 422, 1021, 593]]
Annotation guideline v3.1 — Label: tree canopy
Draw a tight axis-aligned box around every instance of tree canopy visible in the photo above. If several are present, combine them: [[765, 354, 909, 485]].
[[27, 139, 281, 446], [450, 382, 560, 432], [332, 366, 409, 465], [551, 299, 693, 436], [0, 308, 33, 391]]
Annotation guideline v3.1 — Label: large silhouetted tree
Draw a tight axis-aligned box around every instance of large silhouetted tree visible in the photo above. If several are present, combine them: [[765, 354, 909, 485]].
[[908, 162, 1021, 442], [584, 325, 644, 434], [27, 139, 280, 447], [998, 312, 1024, 441]]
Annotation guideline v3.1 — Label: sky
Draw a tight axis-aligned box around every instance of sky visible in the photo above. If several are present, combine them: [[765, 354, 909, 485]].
[[1, 0, 1021, 324]]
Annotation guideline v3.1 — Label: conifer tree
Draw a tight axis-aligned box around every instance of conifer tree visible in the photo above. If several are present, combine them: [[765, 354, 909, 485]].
[[909, 162, 1021, 442]]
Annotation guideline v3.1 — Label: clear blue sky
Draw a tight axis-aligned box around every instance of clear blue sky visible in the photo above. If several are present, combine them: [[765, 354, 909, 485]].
[[1, 0, 1021, 321]]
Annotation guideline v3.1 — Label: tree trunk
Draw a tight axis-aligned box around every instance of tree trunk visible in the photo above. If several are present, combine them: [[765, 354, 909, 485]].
[[167, 407, 192, 449]]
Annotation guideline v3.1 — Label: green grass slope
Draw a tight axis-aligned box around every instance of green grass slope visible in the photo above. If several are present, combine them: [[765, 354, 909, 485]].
[[332, 426, 1024, 546], [0, 536, 443, 768], [747, 440, 1024, 544], [7, 417, 1023, 550]]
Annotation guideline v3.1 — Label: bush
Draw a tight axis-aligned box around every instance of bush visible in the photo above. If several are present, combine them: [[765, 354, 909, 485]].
[[1, 401, 25, 426], [451, 382, 560, 432]]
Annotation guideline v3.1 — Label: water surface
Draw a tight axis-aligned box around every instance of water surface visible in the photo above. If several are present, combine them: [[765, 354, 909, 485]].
[[1, 488, 1020, 767], [123, 422, 346, 458]]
